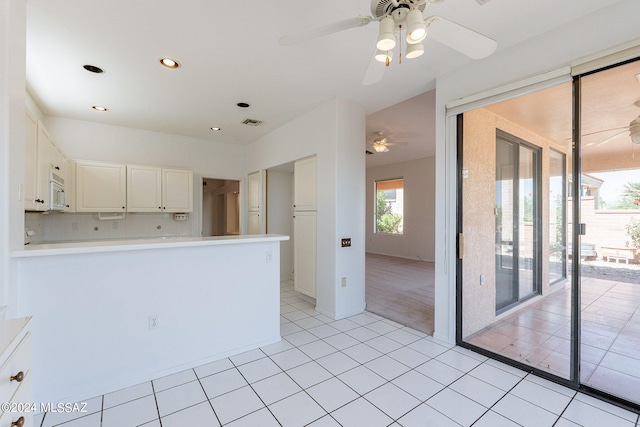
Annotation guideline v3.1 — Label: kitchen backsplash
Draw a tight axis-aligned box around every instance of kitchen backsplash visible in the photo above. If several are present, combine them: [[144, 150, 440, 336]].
[[25, 211, 193, 244]]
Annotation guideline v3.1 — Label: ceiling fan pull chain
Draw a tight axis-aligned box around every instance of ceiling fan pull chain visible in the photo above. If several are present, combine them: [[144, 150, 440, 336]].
[[399, 24, 403, 64]]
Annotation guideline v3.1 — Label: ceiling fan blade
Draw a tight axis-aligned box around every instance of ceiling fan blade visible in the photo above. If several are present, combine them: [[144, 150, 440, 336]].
[[425, 16, 497, 59], [279, 16, 373, 46], [586, 129, 628, 148], [362, 51, 386, 86], [581, 126, 628, 138]]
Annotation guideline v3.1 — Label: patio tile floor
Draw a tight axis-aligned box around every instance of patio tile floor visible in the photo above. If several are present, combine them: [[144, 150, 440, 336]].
[[466, 275, 640, 405]]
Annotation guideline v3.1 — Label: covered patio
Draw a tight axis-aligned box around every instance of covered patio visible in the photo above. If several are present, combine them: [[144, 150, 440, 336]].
[[467, 266, 640, 403]]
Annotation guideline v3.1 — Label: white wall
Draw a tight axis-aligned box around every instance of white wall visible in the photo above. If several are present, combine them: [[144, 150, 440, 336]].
[[433, 0, 640, 343], [45, 117, 246, 178], [267, 170, 294, 281], [366, 156, 435, 261], [245, 98, 366, 319], [1, 0, 27, 314]]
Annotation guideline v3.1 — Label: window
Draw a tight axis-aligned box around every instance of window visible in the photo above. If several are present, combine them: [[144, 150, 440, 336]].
[[375, 179, 404, 234]]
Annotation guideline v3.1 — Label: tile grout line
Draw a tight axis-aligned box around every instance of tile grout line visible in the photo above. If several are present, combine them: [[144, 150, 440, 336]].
[[149, 381, 162, 427]]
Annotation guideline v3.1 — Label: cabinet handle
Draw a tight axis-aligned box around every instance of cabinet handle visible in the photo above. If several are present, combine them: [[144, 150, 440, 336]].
[[10, 371, 24, 382], [122, 206, 125, 209], [11, 416, 24, 427], [54, 166, 60, 170]]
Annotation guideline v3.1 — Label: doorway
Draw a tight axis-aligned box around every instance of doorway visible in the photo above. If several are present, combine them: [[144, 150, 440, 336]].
[[457, 59, 640, 409], [201, 178, 240, 236]]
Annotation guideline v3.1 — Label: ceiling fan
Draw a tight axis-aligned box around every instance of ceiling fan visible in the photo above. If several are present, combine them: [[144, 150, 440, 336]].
[[368, 131, 407, 153], [279, 0, 497, 85], [585, 102, 640, 149]]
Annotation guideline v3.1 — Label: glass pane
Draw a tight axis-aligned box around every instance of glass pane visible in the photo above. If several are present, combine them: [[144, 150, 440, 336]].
[[518, 145, 537, 299], [375, 179, 404, 234], [549, 149, 567, 284], [461, 81, 574, 381], [579, 59, 640, 405], [496, 139, 516, 310]]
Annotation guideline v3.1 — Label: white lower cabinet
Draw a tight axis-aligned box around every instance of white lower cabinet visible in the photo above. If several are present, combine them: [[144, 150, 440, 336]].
[[294, 211, 316, 298], [0, 317, 32, 427]]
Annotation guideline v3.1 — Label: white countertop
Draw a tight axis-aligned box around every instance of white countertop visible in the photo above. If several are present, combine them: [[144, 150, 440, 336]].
[[12, 234, 289, 258]]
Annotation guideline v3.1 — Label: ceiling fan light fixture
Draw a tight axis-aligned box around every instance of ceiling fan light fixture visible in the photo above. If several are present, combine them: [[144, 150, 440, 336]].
[[405, 42, 424, 59], [373, 142, 389, 153], [630, 117, 640, 144], [375, 49, 393, 63], [376, 16, 396, 51], [406, 9, 427, 44]]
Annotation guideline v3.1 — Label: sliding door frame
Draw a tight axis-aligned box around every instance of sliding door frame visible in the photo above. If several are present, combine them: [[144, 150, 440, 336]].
[[455, 60, 640, 412]]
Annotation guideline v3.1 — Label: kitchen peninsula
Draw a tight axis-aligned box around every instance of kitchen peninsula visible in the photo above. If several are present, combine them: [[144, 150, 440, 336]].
[[12, 234, 288, 404]]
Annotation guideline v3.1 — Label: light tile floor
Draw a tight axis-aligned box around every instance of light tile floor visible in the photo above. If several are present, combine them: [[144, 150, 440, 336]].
[[35, 281, 640, 427]]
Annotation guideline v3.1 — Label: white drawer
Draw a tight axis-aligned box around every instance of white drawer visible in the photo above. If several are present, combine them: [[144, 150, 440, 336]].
[[0, 333, 31, 405], [0, 372, 33, 427]]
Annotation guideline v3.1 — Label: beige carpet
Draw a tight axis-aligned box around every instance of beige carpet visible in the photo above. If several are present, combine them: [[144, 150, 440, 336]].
[[365, 253, 435, 335]]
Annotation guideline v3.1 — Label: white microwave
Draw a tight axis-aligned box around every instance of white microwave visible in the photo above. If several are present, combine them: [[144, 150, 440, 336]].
[[48, 170, 66, 211]]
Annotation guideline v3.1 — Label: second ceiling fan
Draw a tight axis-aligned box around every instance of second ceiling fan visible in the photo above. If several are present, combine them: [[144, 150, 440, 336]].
[[279, 0, 498, 85]]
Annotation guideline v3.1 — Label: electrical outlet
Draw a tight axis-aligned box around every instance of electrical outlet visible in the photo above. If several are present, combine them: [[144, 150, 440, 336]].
[[480, 274, 486, 286], [341, 277, 347, 287], [341, 238, 351, 247], [266, 251, 273, 263], [149, 315, 159, 331]]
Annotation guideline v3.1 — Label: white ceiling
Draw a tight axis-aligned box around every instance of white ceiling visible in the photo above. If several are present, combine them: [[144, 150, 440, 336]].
[[26, 0, 627, 162]]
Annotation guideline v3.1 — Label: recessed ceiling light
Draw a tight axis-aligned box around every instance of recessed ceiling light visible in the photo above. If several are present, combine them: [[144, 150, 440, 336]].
[[83, 64, 104, 74], [159, 58, 180, 69], [236, 102, 250, 108], [210, 127, 221, 131], [92, 105, 108, 112]]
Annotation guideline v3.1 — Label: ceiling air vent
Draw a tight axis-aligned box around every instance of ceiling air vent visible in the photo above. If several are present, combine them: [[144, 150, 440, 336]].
[[242, 118, 263, 126]]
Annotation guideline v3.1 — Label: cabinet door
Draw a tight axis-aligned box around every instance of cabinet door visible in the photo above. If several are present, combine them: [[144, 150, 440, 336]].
[[294, 211, 317, 298], [248, 211, 261, 235], [127, 165, 162, 212], [36, 124, 56, 209], [294, 156, 317, 211], [162, 168, 193, 212], [24, 111, 39, 210], [75, 162, 127, 212], [247, 171, 261, 211]]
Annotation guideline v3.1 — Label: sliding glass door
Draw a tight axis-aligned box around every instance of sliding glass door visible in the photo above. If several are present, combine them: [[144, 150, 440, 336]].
[[495, 132, 540, 313], [458, 58, 640, 407], [458, 81, 574, 381], [577, 60, 640, 405]]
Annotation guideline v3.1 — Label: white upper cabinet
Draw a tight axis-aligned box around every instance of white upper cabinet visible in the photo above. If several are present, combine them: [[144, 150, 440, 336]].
[[247, 171, 261, 211], [294, 156, 317, 211], [162, 168, 193, 213], [127, 165, 162, 212], [127, 165, 192, 213], [24, 112, 71, 211], [75, 161, 127, 212]]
